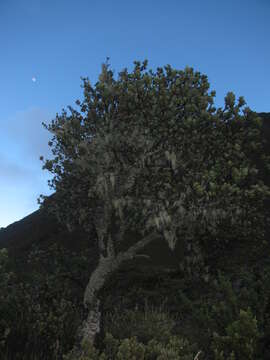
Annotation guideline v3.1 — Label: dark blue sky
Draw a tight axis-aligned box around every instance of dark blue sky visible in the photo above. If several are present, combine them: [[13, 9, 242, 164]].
[[0, 0, 269, 227]]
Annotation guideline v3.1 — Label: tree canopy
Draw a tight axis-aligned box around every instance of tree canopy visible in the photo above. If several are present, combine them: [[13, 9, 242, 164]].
[[38, 59, 270, 259]]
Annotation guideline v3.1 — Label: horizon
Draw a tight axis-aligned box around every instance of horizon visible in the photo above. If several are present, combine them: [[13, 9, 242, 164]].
[[0, 0, 269, 228]]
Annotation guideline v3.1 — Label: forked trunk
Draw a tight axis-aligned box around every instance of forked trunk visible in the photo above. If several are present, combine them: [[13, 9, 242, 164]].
[[72, 231, 161, 356], [73, 254, 118, 354]]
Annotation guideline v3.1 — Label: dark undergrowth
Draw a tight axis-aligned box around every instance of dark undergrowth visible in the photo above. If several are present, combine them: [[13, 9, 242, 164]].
[[1, 231, 270, 360]]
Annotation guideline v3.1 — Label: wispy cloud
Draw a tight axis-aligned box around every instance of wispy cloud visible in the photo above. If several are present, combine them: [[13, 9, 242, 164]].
[[0, 107, 55, 227], [0, 154, 38, 185], [1, 106, 55, 163]]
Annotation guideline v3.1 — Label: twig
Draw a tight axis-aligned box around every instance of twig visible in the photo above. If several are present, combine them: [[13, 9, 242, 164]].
[[194, 350, 202, 360]]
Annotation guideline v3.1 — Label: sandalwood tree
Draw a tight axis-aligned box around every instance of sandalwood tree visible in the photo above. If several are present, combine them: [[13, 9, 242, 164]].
[[38, 59, 270, 353]]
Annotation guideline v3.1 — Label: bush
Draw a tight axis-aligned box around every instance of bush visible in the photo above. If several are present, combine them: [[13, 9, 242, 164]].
[[63, 298, 200, 359], [63, 332, 200, 360], [103, 297, 179, 346], [0, 245, 86, 359], [210, 307, 260, 360]]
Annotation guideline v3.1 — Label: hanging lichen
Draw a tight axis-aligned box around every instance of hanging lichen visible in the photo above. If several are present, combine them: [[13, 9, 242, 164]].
[[109, 172, 115, 189], [164, 150, 177, 170]]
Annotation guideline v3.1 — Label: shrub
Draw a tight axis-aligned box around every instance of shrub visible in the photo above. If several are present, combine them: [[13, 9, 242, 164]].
[[210, 307, 260, 360], [63, 297, 200, 359], [63, 332, 200, 360], [103, 297, 179, 346]]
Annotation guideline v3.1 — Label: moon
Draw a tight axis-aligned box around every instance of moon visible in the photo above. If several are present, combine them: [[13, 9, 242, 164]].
[[32, 77, 37, 82]]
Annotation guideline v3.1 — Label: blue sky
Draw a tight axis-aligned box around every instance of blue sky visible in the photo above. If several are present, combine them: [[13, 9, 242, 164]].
[[0, 0, 269, 228]]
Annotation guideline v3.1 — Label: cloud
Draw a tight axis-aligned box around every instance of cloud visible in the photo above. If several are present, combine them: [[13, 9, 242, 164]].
[[0, 153, 38, 185], [1, 106, 55, 165], [0, 107, 57, 227]]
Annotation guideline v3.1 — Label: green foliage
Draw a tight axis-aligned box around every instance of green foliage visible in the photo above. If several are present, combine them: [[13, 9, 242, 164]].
[[63, 332, 199, 360], [0, 248, 15, 348], [0, 244, 88, 359], [99, 278, 204, 358], [38, 58, 270, 259], [210, 308, 260, 360], [2, 233, 270, 358], [103, 298, 179, 346], [182, 265, 270, 359]]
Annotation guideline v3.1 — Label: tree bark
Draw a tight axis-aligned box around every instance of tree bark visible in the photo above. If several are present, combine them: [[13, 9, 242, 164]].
[[74, 254, 116, 352], [73, 231, 163, 355]]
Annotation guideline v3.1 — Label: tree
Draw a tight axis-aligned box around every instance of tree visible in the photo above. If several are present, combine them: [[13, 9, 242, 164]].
[[38, 58, 270, 354]]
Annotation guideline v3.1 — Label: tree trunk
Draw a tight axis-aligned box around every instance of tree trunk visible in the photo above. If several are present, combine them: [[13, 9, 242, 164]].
[[72, 231, 162, 356], [74, 254, 116, 353]]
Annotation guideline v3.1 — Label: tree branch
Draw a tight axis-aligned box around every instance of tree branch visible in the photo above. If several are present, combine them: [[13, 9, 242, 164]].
[[134, 254, 151, 260], [115, 231, 163, 264], [106, 233, 115, 258]]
